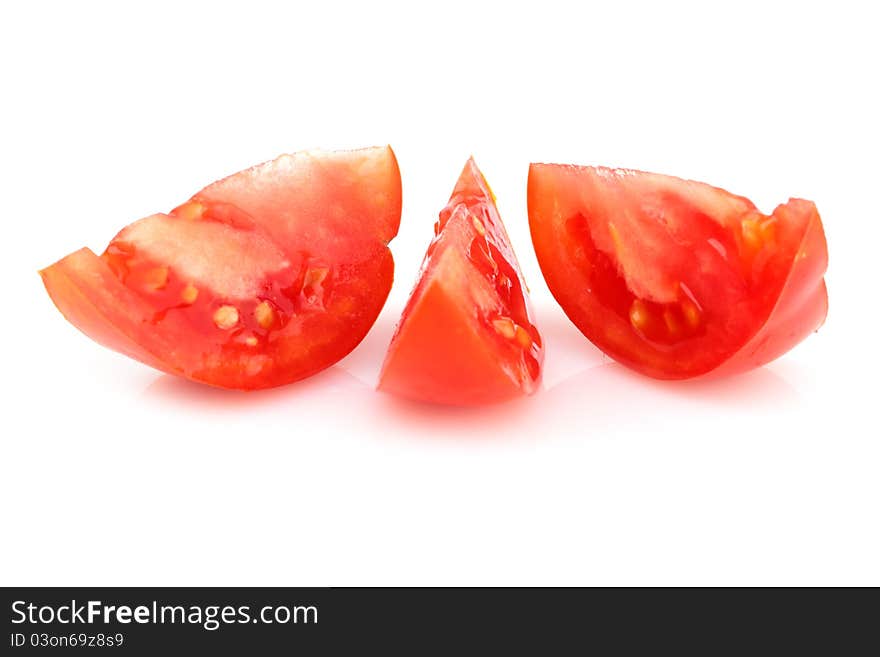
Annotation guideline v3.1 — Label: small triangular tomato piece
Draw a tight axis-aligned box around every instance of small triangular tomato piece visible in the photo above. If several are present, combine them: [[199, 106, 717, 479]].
[[528, 163, 828, 379], [41, 146, 401, 389], [379, 158, 544, 405]]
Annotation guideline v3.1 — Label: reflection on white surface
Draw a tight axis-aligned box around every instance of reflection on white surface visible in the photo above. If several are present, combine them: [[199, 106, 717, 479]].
[[140, 337, 799, 443], [142, 365, 369, 412], [362, 361, 799, 442]]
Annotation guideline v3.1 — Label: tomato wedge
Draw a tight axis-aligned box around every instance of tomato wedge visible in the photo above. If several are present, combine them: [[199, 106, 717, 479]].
[[41, 146, 401, 389], [528, 163, 828, 379], [379, 158, 543, 405]]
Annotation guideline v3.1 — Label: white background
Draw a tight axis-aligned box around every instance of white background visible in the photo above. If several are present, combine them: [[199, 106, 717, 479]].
[[2, 1, 878, 585]]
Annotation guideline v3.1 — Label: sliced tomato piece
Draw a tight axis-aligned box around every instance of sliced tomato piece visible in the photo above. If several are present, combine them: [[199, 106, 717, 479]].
[[41, 146, 401, 389], [528, 163, 828, 379], [379, 158, 543, 405]]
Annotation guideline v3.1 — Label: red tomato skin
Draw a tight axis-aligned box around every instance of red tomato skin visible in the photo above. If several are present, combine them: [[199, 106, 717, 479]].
[[527, 163, 829, 379], [40, 146, 401, 390], [40, 248, 181, 377], [712, 199, 828, 376], [379, 159, 543, 406]]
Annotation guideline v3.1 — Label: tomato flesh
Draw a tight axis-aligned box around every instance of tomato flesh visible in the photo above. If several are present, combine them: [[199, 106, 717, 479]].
[[528, 164, 828, 379], [41, 146, 401, 389], [379, 159, 543, 405]]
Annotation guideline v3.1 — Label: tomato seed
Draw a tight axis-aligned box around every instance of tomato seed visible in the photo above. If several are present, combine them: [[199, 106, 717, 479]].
[[514, 326, 532, 348], [181, 284, 199, 305], [492, 317, 516, 339], [213, 305, 239, 330], [681, 300, 701, 328], [254, 301, 275, 329], [629, 299, 649, 330]]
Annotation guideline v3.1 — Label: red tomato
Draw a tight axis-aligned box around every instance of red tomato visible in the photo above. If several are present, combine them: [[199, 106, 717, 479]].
[[41, 146, 402, 389], [528, 163, 828, 379], [379, 158, 544, 405]]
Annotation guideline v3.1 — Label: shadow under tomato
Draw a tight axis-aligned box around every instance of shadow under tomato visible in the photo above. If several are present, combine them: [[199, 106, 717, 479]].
[[519, 361, 802, 439], [369, 361, 801, 442], [368, 389, 543, 442], [599, 361, 801, 405], [141, 365, 369, 412], [139, 341, 801, 442]]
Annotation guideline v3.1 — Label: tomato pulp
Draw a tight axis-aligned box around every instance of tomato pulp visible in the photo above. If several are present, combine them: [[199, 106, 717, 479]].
[[41, 146, 402, 389], [528, 164, 828, 379], [379, 158, 543, 405]]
